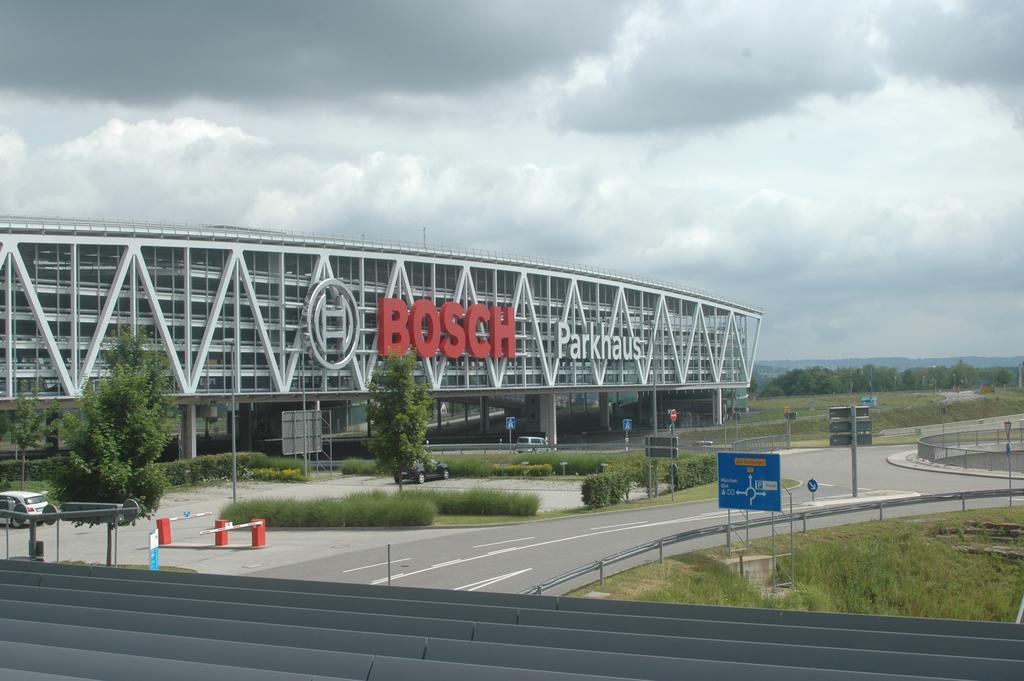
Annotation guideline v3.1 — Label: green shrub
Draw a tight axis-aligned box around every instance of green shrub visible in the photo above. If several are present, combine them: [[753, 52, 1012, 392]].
[[511, 452, 620, 475], [443, 458, 495, 478], [221, 491, 436, 527], [581, 472, 630, 509], [674, 455, 717, 490], [411, 489, 540, 516], [491, 463, 553, 477], [338, 458, 379, 475], [157, 452, 304, 487]]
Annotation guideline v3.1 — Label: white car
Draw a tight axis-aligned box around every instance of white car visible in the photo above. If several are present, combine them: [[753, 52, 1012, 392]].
[[0, 490, 49, 528], [515, 436, 548, 452]]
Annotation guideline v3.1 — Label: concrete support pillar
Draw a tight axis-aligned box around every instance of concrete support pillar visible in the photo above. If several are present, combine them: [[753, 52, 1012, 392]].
[[181, 404, 197, 460], [599, 393, 610, 430], [437, 401, 443, 429], [714, 388, 723, 426], [480, 397, 490, 433], [238, 403, 253, 452], [539, 393, 558, 445]]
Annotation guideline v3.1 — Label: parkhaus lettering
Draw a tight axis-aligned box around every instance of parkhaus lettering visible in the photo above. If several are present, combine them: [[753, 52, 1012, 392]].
[[557, 321, 643, 361], [377, 297, 516, 359]]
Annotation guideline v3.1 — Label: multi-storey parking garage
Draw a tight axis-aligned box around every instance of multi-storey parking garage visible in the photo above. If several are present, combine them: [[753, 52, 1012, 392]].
[[0, 216, 761, 456]]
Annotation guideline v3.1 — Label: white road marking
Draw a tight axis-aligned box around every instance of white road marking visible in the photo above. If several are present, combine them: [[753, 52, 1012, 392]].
[[342, 557, 410, 574], [454, 568, 533, 592], [472, 537, 534, 548], [369, 510, 737, 585], [589, 520, 649, 530]]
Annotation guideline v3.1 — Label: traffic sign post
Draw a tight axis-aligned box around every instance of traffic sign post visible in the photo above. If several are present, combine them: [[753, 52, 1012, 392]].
[[506, 416, 516, 452], [1007, 421, 1014, 508], [148, 530, 159, 571], [807, 478, 818, 503], [623, 418, 632, 452], [645, 436, 678, 501], [829, 406, 872, 498]]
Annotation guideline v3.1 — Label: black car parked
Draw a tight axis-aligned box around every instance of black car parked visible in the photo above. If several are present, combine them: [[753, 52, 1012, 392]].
[[395, 459, 450, 484]]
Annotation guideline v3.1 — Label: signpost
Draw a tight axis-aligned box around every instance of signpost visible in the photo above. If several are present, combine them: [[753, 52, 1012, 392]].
[[148, 530, 159, 572], [717, 452, 782, 512], [622, 418, 632, 452], [1007, 421, 1014, 508], [718, 451, 788, 586], [807, 478, 818, 503], [829, 406, 871, 498], [645, 435, 678, 500], [506, 416, 516, 452]]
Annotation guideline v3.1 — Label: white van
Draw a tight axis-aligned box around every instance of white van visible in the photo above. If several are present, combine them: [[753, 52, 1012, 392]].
[[515, 436, 548, 452]]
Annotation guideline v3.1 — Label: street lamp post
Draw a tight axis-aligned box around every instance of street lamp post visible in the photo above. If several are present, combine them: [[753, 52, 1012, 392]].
[[225, 337, 237, 503]]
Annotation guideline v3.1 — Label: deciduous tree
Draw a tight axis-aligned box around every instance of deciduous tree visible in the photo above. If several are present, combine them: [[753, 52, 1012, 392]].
[[366, 352, 433, 490], [52, 328, 175, 516]]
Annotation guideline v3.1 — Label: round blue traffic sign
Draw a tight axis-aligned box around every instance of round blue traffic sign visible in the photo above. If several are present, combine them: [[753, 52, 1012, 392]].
[[807, 478, 819, 493]]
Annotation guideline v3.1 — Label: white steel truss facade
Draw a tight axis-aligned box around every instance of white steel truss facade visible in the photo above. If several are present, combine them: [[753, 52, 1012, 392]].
[[0, 217, 762, 401]]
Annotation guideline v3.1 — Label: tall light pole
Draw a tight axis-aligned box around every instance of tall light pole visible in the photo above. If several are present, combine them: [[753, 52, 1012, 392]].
[[225, 337, 237, 503], [301, 331, 311, 478]]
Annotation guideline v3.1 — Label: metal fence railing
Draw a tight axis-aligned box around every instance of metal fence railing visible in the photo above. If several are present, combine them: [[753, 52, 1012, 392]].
[[732, 434, 791, 452], [522, 488, 1024, 596], [918, 427, 1024, 472]]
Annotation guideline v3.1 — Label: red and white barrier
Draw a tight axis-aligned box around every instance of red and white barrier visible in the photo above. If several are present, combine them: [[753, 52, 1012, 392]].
[[198, 518, 267, 548], [155, 511, 214, 546]]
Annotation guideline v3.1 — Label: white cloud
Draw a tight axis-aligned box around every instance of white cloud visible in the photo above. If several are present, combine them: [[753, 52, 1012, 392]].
[[1, 2, 1023, 361]]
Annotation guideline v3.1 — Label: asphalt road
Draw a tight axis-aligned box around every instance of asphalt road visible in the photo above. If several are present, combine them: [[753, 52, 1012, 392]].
[[7, 444, 1015, 593], [248, 444, 1015, 594]]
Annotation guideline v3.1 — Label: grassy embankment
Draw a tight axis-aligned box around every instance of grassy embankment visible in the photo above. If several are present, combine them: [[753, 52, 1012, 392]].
[[569, 506, 1024, 622], [732, 389, 1024, 447]]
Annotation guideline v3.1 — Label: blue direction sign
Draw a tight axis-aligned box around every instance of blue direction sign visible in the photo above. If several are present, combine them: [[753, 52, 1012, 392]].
[[622, 418, 632, 431], [506, 416, 516, 431], [806, 478, 819, 493], [718, 451, 782, 512]]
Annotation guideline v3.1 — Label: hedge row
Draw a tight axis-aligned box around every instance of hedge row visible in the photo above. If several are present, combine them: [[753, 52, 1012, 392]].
[[581, 472, 630, 509], [674, 455, 717, 490], [0, 456, 68, 488], [221, 491, 437, 528], [157, 452, 304, 486]]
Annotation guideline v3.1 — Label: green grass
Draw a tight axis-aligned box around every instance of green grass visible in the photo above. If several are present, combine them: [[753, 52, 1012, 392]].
[[221, 491, 436, 527], [406, 488, 540, 516], [570, 506, 1024, 622], [731, 389, 1024, 443], [337, 458, 379, 475]]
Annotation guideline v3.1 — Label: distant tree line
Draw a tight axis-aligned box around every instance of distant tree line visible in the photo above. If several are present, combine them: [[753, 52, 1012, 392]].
[[755, 362, 1018, 398]]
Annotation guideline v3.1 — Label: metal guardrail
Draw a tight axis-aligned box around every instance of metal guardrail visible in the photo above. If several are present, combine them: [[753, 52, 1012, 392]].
[[918, 427, 1024, 472], [732, 434, 791, 452], [2, 500, 142, 564], [523, 488, 1024, 595]]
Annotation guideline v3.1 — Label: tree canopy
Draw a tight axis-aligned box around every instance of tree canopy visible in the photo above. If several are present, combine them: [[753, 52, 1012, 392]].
[[52, 328, 176, 516], [366, 352, 433, 490]]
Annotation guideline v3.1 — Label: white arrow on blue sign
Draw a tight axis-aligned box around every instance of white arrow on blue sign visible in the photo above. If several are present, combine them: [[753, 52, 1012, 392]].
[[622, 419, 632, 431], [807, 479, 819, 493], [506, 416, 516, 430]]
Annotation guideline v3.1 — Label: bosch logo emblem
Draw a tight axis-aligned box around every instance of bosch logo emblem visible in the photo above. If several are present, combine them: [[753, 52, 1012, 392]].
[[305, 279, 360, 370]]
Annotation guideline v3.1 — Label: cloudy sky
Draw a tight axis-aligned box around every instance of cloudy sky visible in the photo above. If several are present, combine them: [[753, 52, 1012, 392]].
[[1, 0, 1021, 361]]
